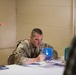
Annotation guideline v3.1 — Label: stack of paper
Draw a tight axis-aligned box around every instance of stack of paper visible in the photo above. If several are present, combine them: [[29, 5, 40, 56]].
[[24, 60, 65, 68], [25, 63, 40, 67], [49, 60, 65, 66], [50, 60, 63, 64]]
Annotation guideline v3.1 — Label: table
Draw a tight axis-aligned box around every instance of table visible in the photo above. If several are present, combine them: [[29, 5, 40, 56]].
[[0, 64, 64, 75]]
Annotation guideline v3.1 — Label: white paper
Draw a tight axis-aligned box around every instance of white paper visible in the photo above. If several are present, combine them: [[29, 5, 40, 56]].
[[25, 63, 40, 67], [49, 60, 65, 66], [49, 60, 63, 64]]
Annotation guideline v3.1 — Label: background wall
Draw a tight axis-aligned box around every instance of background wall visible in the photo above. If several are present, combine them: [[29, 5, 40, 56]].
[[74, 0, 76, 36], [0, 0, 73, 65], [0, 0, 16, 65], [16, 0, 73, 56]]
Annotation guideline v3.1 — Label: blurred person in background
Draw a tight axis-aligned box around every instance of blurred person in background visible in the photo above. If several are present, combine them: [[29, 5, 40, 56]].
[[63, 36, 76, 75]]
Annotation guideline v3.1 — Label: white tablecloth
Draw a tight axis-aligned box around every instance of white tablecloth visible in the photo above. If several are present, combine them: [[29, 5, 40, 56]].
[[0, 64, 64, 75]]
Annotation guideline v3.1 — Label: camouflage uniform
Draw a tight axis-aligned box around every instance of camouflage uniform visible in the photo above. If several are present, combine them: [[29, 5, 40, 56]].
[[13, 39, 58, 65]]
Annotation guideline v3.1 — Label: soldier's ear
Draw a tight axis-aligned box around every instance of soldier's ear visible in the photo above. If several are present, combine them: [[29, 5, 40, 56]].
[[30, 36, 33, 39]]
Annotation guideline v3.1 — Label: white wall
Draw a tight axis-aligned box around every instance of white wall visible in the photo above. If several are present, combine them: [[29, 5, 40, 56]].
[[0, 0, 16, 49], [0, 0, 16, 65], [16, 0, 73, 56], [0, 0, 73, 65]]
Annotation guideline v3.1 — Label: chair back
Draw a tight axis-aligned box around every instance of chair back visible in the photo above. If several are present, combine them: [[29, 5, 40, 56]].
[[8, 54, 15, 65]]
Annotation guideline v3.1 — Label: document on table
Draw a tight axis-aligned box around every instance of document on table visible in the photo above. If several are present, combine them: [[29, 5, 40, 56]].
[[49, 60, 63, 63], [24, 61, 54, 68], [25, 63, 40, 67], [24, 60, 65, 68], [49, 60, 65, 66]]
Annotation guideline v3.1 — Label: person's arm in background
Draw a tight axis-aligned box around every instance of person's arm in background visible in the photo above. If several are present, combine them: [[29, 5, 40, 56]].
[[52, 50, 58, 59]]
